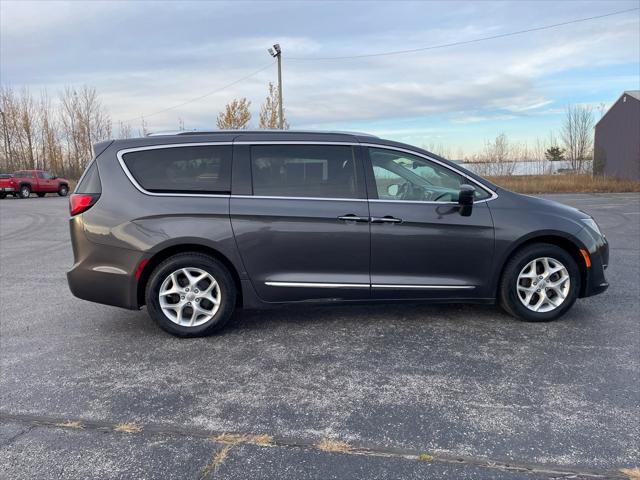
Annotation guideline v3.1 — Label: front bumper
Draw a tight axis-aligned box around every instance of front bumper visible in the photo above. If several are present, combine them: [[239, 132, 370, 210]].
[[576, 227, 609, 298]]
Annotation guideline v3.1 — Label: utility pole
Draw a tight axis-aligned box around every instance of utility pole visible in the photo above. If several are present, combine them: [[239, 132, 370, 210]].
[[268, 44, 284, 129]]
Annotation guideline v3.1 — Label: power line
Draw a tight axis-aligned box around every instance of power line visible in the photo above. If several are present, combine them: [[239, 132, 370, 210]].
[[123, 61, 275, 123], [288, 7, 639, 61]]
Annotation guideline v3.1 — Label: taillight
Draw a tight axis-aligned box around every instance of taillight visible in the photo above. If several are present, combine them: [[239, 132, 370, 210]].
[[69, 193, 99, 216]]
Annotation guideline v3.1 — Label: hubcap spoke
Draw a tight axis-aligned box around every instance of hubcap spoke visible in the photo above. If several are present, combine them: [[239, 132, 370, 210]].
[[158, 267, 222, 327], [516, 256, 570, 313]]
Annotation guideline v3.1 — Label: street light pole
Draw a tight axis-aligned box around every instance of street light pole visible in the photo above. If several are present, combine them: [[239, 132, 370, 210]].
[[268, 44, 284, 129]]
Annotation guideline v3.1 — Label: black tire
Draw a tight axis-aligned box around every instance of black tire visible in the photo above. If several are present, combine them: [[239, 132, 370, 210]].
[[19, 185, 31, 198], [37, 192, 46, 198], [58, 185, 69, 197], [145, 253, 236, 337], [0, 193, 6, 199], [499, 243, 581, 322]]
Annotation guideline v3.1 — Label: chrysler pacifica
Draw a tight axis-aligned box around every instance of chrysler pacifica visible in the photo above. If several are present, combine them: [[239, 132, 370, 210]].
[[67, 131, 609, 336]]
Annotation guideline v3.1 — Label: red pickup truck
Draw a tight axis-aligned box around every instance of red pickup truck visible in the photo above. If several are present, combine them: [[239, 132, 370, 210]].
[[0, 170, 70, 199]]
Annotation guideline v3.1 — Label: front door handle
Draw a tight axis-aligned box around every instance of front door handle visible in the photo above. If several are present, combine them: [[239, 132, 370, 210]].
[[370, 216, 402, 224], [338, 214, 369, 223]]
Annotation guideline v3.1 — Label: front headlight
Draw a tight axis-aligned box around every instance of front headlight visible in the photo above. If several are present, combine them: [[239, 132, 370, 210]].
[[581, 218, 602, 237]]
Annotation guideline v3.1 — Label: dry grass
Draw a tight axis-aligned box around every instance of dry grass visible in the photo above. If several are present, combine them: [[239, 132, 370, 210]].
[[418, 453, 434, 462], [54, 420, 84, 430], [316, 438, 352, 453], [113, 422, 143, 434], [486, 174, 640, 194], [211, 432, 273, 446], [200, 446, 232, 479], [621, 467, 640, 480]]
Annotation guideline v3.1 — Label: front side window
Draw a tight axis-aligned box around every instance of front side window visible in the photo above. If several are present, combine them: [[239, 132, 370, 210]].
[[122, 145, 231, 193], [251, 145, 358, 199], [38, 171, 53, 179], [369, 148, 489, 202]]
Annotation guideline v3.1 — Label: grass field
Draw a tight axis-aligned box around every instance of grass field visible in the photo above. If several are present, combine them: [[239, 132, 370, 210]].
[[486, 174, 640, 194]]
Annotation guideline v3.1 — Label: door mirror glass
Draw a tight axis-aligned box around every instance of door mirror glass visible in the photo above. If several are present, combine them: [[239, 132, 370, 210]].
[[386, 184, 399, 197]]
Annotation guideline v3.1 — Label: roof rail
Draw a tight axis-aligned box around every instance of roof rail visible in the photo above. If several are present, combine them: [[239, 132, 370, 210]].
[[146, 129, 379, 138]]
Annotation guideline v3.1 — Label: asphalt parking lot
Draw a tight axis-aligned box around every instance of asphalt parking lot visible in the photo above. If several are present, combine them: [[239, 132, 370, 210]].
[[0, 193, 638, 479]]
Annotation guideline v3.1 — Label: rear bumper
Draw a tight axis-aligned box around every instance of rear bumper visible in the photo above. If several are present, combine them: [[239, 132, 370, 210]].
[[577, 227, 609, 298], [67, 217, 142, 310], [1, 187, 15, 192]]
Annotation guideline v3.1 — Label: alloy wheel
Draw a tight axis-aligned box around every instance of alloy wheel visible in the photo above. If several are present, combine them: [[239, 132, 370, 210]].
[[516, 257, 570, 313], [158, 267, 221, 327]]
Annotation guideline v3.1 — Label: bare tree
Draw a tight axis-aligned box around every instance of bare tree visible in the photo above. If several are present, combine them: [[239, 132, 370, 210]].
[[138, 117, 150, 137], [118, 121, 133, 139], [561, 104, 594, 173], [259, 83, 288, 129], [478, 133, 518, 176], [217, 98, 251, 130], [59, 86, 112, 177]]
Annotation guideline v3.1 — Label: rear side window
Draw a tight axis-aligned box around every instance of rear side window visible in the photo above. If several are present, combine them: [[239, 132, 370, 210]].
[[76, 162, 102, 194], [122, 145, 231, 194], [251, 145, 358, 198]]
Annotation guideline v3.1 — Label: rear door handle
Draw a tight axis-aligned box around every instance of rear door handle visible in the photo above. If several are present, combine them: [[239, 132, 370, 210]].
[[338, 214, 369, 223], [370, 216, 402, 224]]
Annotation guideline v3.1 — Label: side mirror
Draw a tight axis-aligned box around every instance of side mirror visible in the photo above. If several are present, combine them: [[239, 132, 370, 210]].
[[51, 175, 58, 180], [458, 184, 475, 216], [387, 184, 400, 197]]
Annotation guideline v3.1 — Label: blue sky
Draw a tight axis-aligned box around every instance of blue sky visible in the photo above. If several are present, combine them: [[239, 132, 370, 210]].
[[1, 0, 638, 156]]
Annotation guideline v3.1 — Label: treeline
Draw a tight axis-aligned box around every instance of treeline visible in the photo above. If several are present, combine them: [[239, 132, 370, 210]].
[[0, 86, 112, 179], [427, 104, 598, 176], [1, 81, 597, 179], [0, 82, 286, 179]]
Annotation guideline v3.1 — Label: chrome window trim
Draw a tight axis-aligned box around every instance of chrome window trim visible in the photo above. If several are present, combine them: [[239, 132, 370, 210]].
[[233, 195, 365, 202], [116, 140, 498, 202], [117, 142, 233, 198]]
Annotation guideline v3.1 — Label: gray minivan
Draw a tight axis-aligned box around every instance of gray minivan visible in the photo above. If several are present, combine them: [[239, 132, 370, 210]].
[[67, 131, 609, 337]]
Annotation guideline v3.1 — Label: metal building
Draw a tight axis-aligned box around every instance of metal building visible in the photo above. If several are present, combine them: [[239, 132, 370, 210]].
[[594, 91, 640, 180]]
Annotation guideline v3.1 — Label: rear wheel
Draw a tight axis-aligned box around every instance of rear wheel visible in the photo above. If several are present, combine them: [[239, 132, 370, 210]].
[[0, 193, 6, 199], [37, 192, 46, 198], [58, 185, 69, 197], [499, 243, 580, 322], [19, 185, 31, 198], [145, 253, 236, 337]]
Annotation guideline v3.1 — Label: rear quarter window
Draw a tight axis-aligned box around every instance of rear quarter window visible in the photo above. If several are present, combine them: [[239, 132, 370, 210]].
[[75, 162, 102, 194], [122, 145, 232, 194]]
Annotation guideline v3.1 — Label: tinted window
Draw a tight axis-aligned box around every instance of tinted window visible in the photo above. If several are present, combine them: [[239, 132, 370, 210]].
[[14, 171, 33, 178], [122, 145, 231, 193], [369, 148, 490, 202], [37, 171, 53, 179], [75, 162, 102, 194], [251, 145, 358, 198]]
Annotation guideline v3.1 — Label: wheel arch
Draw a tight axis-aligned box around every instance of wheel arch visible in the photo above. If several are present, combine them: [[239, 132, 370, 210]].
[[136, 243, 243, 309], [494, 232, 589, 298]]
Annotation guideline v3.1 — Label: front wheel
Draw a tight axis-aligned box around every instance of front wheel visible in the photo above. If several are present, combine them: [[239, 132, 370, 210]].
[[145, 253, 236, 337], [499, 243, 581, 322]]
